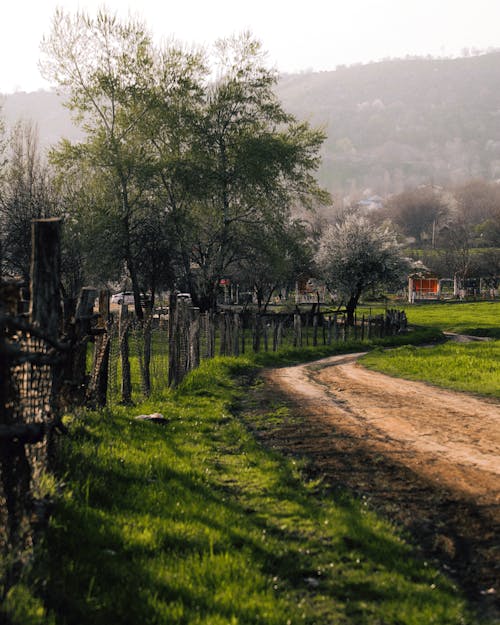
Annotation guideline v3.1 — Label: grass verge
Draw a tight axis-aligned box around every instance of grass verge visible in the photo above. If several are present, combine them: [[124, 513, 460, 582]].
[[361, 340, 500, 399], [3, 331, 490, 624], [390, 301, 500, 339], [358, 301, 500, 398]]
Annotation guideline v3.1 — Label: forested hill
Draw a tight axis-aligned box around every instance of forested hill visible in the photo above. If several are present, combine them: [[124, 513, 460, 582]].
[[4, 51, 500, 197], [276, 52, 500, 196]]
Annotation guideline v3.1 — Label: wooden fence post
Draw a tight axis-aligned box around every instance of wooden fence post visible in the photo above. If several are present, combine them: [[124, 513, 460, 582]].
[[312, 312, 318, 346], [232, 312, 240, 356], [0, 283, 31, 574], [139, 311, 153, 397], [72, 287, 97, 400], [240, 314, 246, 354], [190, 307, 200, 370], [119, 304, 132, 404], [219, 313, 227, 356], [30, 217, 63, 427], [30, 218, 62, 339], [87, 289, 111, 407], [168, 291, 178, 387], [252, 314, 261, 352]]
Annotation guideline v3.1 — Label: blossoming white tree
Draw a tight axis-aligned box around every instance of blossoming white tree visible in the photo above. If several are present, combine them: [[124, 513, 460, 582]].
[[316, 214, 412, 324]]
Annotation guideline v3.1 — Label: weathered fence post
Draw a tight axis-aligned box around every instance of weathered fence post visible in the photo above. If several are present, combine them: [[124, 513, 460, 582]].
[[119, 303, 132, 404], [0, 282, 31, 586], [252, 313, 261, 352], [232, 312, 240, 356], [73, 287, 97, 401], [168, 293, 193, 387], [0, 218, 62, 591], [312, 311, 318, 346], [168, 292, 178, 387], [30, 218, 62, 340], [241, 313, 246, 354], [293, 313, 302, 347], [87, 289, 111, 408], [30, 217, 63, 434], [277, 319, 283, 350], [219, 313, 226, 356], [140, 311, 153, 397], [263, 317, 269, 352], [189, 307, 200, 370], [272, 319, 279, 352]]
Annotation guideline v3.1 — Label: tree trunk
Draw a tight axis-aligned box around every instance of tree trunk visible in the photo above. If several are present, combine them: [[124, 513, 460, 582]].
[[346, 295, 359, 327]]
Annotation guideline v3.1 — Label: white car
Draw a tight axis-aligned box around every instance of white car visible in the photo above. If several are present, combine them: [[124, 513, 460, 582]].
[[111, 291, 135, 305]]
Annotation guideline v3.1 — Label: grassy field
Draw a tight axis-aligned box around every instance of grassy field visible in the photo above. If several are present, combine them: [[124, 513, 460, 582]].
[[362, 341, 500, 398], [357, 300, 500, 338], [402, 301, 500, 338], [360, 301, 500, 398], [3, 326, 490, 625]]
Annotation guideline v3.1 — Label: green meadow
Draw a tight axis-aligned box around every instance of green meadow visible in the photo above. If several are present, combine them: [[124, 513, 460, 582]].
[[403, 301, 500, 339], [2, 311, 496, 625], [4, 356, 482, 625], [362, 301, 500, 397]]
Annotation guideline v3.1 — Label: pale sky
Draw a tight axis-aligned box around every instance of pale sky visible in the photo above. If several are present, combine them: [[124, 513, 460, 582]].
[[2, 0, 500, 93]]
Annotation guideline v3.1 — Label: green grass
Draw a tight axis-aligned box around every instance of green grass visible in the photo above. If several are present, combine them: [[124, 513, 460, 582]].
[[359, 301, 500, 397], [402, 301, 500, 338], [358, 300, 500, 338], [362, 341, 500, 398], [3, 350, 487, 625]]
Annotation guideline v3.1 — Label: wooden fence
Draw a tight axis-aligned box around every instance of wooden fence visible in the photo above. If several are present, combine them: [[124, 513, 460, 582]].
[[0, 219, 407, 592], [0, 219, 66, 594]]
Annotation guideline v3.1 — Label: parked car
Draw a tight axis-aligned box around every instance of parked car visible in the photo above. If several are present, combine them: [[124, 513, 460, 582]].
[[111, 291, 152, 307], [111, 291, 135, 305]]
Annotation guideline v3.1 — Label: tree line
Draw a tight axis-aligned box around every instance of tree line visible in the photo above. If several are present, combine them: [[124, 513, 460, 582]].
[[372, 182, 500, 288], [4, 9, 497, 326], [2, 9, 329, 318]]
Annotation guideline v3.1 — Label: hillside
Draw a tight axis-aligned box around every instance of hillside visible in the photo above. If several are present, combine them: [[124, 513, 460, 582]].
[[276, 52, 500, 196], [3, 52, 500, 197]]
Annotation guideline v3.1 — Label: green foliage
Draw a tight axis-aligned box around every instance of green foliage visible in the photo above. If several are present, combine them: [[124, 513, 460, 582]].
[[2, 584, 55, 625], [41, 13, 328, 311]]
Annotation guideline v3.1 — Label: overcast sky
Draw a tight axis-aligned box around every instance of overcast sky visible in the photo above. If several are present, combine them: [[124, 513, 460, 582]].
[[2, 0, 500, 93]]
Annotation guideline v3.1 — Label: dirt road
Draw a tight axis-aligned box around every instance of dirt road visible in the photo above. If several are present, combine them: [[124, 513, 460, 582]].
[[251, 353, 500, 615]]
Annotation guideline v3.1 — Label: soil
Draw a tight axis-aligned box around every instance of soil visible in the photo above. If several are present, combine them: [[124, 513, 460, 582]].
[[243, 352, 500, 620]]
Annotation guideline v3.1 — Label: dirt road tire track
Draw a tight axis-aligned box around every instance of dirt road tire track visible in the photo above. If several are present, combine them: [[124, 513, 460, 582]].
[[245, 353, 500, 618]]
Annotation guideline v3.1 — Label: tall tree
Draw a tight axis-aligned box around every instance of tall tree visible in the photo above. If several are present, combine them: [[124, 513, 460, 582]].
[[386, 186, 449, 247], [167, 33, 328, 310], [234, 217, 314, 312], [40, 9, 161, 318]]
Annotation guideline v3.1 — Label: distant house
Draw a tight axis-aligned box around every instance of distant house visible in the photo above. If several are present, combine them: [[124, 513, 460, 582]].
[[408, 270, 439, 302]]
